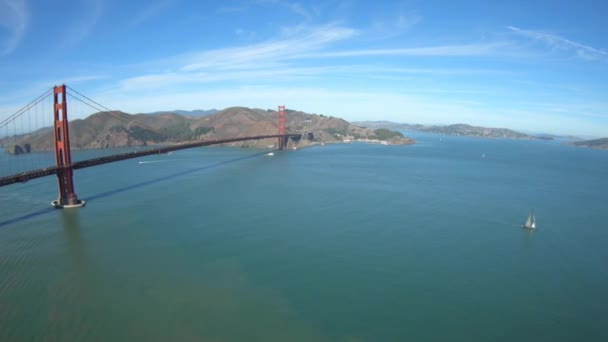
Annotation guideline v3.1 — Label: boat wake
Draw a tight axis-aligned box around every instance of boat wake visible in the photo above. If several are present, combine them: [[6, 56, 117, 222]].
[[138, 160, 164, 164]]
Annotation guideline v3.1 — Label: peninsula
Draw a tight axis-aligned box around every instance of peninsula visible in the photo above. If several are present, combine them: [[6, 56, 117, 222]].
[[571, 138, 608, 150]]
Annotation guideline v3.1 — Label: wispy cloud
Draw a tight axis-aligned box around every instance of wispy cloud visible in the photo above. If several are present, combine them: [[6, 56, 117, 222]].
[[180, 24, 358, 72], [256, 0, 318, 21], [112, 23, 518, 94], [216, 5, 248, 14], [131, 0, 174, 27], [62, 0, 103, 48], [218, 0, 318, 21], [118, 67, 329, 91], [281, 1, 317, 21], [0, 0, 28, 56], [507, 26, 608, 61], [118, 64, 510, 93], [396, 13, 421, 30], [305, 42, 513, 58], [369, 12, 422, 39], [111, 24, 359, 91]]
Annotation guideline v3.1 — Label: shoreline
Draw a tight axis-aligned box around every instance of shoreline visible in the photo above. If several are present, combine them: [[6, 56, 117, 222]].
[[1, 137, 416, 156]]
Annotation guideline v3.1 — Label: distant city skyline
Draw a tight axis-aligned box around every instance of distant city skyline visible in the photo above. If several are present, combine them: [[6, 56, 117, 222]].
[[0, 0, 607, 137]]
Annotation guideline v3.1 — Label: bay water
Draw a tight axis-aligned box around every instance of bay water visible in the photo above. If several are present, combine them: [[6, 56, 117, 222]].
[[1, 132, 607, 341]]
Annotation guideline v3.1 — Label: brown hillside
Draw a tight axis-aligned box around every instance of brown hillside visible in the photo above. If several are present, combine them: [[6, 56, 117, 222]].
[[1, 107, 414, 153]]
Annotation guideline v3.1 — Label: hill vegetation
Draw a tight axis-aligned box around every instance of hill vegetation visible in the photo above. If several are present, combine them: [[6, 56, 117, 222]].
[[372, 129, 404, 140]]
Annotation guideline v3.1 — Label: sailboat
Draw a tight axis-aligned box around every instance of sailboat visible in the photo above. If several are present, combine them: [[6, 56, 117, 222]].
[[522, 209, 536, 229]]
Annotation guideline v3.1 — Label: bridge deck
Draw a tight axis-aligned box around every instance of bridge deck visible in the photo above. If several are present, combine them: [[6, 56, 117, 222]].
[[0, 134, 300, 187]]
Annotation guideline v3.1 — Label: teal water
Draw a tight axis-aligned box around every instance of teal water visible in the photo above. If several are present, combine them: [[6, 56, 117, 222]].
[[1, 133, 607, 341]]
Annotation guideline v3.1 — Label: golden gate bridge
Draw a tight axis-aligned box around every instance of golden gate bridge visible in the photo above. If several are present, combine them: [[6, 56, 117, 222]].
[[0, 85, 300, 208]]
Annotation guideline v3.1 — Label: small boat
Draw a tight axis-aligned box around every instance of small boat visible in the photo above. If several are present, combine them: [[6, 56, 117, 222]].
[[266, 152, 274, 156], [522, 208, 536, 229]]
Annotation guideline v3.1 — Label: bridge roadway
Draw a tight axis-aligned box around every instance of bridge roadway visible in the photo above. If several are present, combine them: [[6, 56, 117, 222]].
[[0, 134, 300, 187]]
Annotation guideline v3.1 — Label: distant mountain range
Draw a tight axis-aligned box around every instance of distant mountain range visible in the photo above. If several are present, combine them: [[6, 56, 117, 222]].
[[353, 121, 541, 140], [1, 108, 413, 154], [146, 109, 219, 117]]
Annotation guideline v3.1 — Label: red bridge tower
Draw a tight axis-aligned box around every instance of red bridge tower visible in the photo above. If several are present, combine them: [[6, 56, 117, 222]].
[[277, 105, 287, 150], [52, 85, 85, 208]]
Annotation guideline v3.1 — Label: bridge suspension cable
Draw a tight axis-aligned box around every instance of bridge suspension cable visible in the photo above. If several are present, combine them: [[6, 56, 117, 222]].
[[0, 88, 53, 129], [0, 88, 55, 180]]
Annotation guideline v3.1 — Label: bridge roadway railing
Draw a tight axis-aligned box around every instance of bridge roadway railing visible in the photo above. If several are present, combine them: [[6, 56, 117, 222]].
[[0, 134, 300, 187]]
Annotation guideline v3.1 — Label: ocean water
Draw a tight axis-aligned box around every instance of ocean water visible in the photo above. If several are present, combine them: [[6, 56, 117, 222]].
[[1, 132, 607, 341]]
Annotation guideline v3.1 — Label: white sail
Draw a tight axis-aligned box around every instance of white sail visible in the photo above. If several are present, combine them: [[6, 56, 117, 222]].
[[523, 209, 535, 229]]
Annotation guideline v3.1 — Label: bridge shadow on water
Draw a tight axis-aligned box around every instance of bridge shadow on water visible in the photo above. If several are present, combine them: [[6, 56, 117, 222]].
[[0, 150, 272, 228]]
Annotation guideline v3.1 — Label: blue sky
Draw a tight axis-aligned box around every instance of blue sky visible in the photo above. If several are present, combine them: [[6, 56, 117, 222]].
[[0, 0, 607, 137]]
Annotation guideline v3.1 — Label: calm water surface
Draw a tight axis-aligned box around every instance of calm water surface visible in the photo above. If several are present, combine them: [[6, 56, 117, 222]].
[[1, 133, 607, 341]]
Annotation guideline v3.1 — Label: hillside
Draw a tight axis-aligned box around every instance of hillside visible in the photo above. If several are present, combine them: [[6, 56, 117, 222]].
[[572, 138, 608, 150], [355, 121, 542, 140], [1, 108, 413, 154]]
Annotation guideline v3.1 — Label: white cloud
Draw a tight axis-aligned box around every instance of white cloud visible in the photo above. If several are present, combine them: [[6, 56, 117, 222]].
[[304, 42, 513, 58], [180, 24, 358, 72], [118, 64, 508, 92], [98, 20, 523, 100], [124, 23, 507, 92], [0, 0, 27, 56], [507, 26, 608, 61]]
